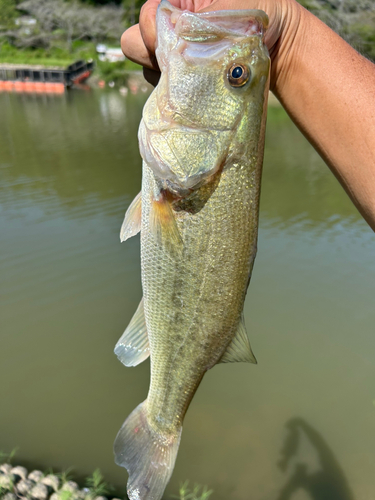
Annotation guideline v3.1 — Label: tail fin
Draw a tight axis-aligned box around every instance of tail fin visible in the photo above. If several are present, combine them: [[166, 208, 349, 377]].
[[114, 401, 182, 500]]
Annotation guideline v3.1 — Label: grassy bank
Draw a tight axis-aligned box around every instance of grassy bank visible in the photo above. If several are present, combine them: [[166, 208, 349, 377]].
[[1, 0, 373, 85], [0, 41, 141, 83]]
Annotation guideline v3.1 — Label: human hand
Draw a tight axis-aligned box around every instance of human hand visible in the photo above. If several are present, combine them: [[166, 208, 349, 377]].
[[121, 1, 375, 230], [121, 0, 304, 89]]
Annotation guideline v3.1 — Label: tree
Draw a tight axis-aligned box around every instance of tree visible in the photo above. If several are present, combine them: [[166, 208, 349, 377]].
[[15, 0, 124, 51], [122, 0, 144, 25], [297, 0, 375, 61], [0, 0, 17, 29]]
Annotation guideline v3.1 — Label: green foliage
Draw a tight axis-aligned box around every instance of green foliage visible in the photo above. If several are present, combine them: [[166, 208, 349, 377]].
[[81, 0, 122, 4], [0, 472, 15, 496], [85, 468, 113, 498], [122, 0, 144, 26], [0, 447, 18, 464], [56, 466, 75, 485], [3, 0, 372, 73], [0, 0, 142, 82], [0, 40, 95, 66], [0, 464, 14, 498], [0, 448, 17, 497], [296, 0, 375, 61], [97, 58, 141, 84], [346, 17, 375, 61], [2, 0, 125, 52], [0, 0, 18, 28], [296, 0, 318, 9], [175, 482, 214, 500], [0, 37, 140, 83], [59, 491, 75, 500]]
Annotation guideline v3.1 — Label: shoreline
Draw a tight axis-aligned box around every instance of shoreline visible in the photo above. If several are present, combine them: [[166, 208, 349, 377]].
[[0, 462, 123, 500], [0, 57, 281, 104]]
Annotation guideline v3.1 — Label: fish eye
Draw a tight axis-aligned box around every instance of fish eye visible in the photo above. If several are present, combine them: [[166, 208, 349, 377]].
[[227, 63, 250, 87]]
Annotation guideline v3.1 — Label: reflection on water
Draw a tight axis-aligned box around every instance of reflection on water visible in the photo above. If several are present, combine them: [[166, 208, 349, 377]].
[[278, 418, 354, 500], [0, 90, 374, 500], [262, 107, 362, 230]]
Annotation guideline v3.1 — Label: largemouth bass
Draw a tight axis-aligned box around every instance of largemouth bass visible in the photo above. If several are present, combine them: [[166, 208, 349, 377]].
[[114, 2, 270, 499]]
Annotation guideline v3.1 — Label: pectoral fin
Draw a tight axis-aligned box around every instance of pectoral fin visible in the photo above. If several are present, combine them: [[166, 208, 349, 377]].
[[120, 192, 142, 242], [150, 192, 182, 256], [114, 299, 150, 367], [219, 314, 257, 364]]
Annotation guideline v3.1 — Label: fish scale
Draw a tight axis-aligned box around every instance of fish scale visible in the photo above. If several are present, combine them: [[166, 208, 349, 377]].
[[113, 2, 270, 499]]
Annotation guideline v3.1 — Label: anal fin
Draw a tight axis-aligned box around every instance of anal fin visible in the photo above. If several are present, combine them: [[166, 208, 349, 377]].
[[120, 191, 142, 242], [114, 299, 149, 367], [219, 314, 257, 364]]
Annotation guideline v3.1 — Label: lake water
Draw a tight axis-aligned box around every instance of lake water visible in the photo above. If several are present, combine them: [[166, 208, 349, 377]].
[[0, 88, 374, 500]]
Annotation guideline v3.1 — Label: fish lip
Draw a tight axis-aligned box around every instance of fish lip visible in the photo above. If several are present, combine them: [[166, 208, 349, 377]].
[[159, 0, 269, 39], [194, 9, 269, 30]]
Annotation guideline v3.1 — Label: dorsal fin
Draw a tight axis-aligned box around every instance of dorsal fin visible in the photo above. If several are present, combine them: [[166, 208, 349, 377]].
[[120, 191, 142, 242], [219, 314, 257, 364], [114, 299, 149, 367]]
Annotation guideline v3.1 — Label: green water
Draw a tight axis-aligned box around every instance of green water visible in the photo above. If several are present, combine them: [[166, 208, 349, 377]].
[[0, 89, 374, 500]]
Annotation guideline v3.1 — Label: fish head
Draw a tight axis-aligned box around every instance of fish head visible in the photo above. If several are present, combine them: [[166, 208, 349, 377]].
[[139, 0, 270, 191]]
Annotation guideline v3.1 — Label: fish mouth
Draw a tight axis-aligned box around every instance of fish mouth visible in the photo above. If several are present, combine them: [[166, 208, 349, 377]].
[[159, 0, 268, 43], [175, 10, 268, 41], [139, 120, 232, 190]]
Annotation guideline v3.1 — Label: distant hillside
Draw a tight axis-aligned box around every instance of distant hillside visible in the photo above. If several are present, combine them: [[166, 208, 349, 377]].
[[0, 0, 373, 68]]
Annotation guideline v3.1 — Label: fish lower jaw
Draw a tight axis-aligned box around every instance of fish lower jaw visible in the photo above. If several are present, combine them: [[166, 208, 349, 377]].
[[139, 120, 232, 191]]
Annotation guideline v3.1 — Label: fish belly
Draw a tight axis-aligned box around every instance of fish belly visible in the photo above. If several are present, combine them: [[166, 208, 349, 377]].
[[141, 155, 260, 435]]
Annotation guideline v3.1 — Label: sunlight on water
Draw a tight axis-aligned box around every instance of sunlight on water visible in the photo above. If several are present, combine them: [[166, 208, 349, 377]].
[[0, 90, 374, 500]]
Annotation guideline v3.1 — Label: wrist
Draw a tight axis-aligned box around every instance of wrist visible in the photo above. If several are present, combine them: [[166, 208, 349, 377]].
[[268, 0, 305, 93]]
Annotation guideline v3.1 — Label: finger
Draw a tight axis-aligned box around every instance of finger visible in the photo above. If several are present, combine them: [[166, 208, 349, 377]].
[[121, 24, 158, 70]]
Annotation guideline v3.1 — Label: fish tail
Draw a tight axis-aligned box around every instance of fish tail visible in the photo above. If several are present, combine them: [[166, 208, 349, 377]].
[[114, 400, 182, 500]]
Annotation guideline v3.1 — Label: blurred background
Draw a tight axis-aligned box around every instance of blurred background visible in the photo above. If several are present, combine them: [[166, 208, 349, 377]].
[[1, 1, 375, 500], [0, 0, 374, 85]]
